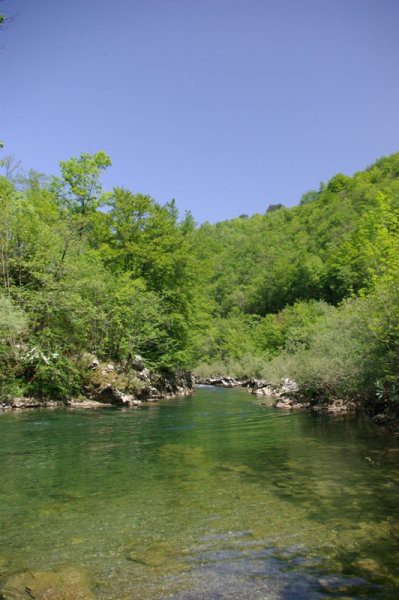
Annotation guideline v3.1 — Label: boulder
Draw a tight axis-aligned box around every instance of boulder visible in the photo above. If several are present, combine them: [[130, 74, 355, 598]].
[[136, 385, 162, 401], [96, 384, 133, 406], [131, 354, 145, 371]]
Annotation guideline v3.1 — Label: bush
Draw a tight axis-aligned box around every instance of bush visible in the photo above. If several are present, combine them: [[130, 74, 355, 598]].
[[261, 295, 383, 403], [23, 350, 82, 399]]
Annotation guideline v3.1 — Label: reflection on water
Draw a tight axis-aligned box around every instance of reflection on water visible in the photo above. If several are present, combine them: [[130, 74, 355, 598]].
[[0, 387, 398, 599]]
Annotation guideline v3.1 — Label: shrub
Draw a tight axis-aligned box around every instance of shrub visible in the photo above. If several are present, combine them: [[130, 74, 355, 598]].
[[261, 295, 382, 402], [23, 350, 82, 399]]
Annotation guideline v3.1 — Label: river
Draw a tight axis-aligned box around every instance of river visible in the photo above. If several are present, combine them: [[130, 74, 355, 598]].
[[0, 386, 398, 599]]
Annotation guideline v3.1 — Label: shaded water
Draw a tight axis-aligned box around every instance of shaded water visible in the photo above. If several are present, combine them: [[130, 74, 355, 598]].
[[0, 386, 398, 599]]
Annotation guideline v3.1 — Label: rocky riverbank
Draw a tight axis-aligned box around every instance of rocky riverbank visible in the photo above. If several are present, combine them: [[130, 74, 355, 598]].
[[1, 355, 193, 411], [196, 375, 359, 414]]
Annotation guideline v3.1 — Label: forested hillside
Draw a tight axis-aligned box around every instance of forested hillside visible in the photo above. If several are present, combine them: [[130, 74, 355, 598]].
[[1, 151, 398, 415], [0, 152, 201, 399], [192, 153, 399, 416]]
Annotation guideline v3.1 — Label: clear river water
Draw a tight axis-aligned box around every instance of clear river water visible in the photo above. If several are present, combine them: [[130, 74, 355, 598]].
[[0, 386, 398, 599]]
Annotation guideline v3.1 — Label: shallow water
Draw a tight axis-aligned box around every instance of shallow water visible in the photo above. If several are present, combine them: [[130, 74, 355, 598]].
[[0, 387, 398, 599]]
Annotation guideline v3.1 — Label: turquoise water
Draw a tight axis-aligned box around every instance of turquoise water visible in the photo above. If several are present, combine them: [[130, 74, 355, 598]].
[[0, 386, 398, 599]]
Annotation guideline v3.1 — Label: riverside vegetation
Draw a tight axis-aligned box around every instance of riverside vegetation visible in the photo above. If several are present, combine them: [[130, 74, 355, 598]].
[[0, 150, 399, 421]]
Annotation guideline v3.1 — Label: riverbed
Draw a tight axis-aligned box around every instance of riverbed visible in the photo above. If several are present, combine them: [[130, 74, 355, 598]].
[[0, 386, 398, 599]]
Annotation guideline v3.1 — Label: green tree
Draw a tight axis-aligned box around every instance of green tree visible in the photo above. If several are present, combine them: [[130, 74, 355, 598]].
[[51, 151, 111, 216]]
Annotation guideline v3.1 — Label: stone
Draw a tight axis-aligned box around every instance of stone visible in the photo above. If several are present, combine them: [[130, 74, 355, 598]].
[[137, 385, 162, 400], [137, 368, 151, 381], [11, 397, 42, 409], [131, 354, 145, 371], [0, 556, 10, 578], [9, 398, 66, 409], [274, 398, 293, 410], [0, 565, 95, 600], [125, 538, 188, 571], [96, 384, 127, 405]]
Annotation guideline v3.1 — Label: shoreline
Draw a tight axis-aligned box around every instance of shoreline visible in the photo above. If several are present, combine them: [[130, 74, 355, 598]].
[[0, 388, 193, 412], [195, 376, 399, 432], [2, 376, 398, 433], [1, 356, 194, 411]]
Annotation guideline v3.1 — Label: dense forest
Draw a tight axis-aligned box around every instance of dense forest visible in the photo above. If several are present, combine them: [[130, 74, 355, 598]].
[[0, 151, 398, 416]]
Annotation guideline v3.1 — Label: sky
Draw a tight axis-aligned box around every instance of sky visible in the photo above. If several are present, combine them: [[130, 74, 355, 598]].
[[1, 0, 398, 223]]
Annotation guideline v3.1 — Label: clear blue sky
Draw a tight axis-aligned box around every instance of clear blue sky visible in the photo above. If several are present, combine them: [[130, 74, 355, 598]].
[[1, 0, 398, 223]]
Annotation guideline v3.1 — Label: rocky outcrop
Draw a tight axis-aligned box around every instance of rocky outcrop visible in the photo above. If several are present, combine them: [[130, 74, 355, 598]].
[[1, 355, 193, 411], [85, 359, 193, 407], [255, 378, 299, 396], [195, 374, 359, 415], [254, 378, 308, 409], [254, 379, 359, 413]]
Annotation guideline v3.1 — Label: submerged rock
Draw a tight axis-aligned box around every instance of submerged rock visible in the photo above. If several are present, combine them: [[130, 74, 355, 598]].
[[0, 556, 10, 578], [125, 537, 189, 571], [0, 565, 95, 600]]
